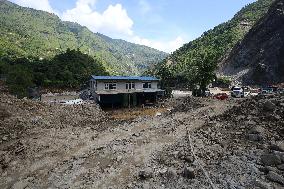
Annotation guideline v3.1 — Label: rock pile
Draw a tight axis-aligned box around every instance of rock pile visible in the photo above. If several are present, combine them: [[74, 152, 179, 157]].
[[172, 96, 205, 112], [132, 94, 284, 188], [0, 93, 104, 144], [0, 91, 107, 187], [189, 94, 284, 188]]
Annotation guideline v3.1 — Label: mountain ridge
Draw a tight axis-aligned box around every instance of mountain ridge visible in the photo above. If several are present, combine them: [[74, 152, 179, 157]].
[[0, 0, 167, 75], [154, 0, 275, 88]]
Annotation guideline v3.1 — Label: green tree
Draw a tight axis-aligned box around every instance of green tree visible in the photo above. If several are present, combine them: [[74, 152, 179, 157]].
[[188, 48, 218, 96], [6, 65, 34, 98], [214, 77, 231, 87], [0, 61, 9, 75], [48, 49, 108, 88]]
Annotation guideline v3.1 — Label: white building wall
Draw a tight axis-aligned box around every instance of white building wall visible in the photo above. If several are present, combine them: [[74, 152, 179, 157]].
[[92, 80, 158, 91], [96, 81, 106, 90], [151, 82, 158, 89]]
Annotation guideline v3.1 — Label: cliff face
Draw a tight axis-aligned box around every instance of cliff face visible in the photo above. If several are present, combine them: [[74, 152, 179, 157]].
[[220, 0, 284, 85]]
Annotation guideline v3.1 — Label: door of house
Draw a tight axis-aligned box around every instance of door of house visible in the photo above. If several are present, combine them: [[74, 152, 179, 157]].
[[123, 93, 137, 108]]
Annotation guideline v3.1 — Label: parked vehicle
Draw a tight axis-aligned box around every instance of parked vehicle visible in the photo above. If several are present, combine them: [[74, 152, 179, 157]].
[[231, 86, 250, 98], [243, 87, 251, 97], [277, 88, 284, 94], [261, 87, 274, 94], [213, 93, 228, 100], [250, 88, 260, 96], [231, 86, 243, 98], [205, 89, 211, 97]]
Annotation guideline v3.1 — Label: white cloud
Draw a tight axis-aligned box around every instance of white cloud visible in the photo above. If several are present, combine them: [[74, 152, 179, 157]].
[[77, 0, 97, 7], [132, 36, 185, 53], [61, 0, 134, 38], [11, 0, 54, 13], [61, 0, 184, 52]]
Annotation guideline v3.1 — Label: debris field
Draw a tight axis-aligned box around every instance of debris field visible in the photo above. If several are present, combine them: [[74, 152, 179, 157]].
[[0, 91, 284, 188]]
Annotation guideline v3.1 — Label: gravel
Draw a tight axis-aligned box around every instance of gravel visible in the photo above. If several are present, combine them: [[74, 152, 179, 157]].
[[1, 90, 284, 188]]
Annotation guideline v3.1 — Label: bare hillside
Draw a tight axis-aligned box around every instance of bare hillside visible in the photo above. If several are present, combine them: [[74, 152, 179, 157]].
[[220, 0, 284, 85]]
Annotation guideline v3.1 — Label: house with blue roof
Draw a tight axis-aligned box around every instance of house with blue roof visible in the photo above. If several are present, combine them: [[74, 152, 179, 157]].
[[90, 76, 165, 107]]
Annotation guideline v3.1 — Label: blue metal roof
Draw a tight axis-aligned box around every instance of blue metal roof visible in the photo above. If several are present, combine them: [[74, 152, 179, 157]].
[[91, 75, 159, 81]]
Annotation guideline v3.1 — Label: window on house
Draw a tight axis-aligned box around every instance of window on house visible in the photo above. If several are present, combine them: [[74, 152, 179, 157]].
[[143, 82, 152, 89], [126, 82, 135, 89], [105, 83, 117, 90]]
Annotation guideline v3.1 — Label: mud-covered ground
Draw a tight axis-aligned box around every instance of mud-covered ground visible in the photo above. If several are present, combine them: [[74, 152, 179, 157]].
[[0, 89, 284, 189]]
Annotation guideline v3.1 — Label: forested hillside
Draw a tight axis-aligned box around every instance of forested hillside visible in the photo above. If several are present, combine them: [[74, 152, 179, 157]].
[[154, 0, 274, 89], [0, 49, 108, 97], [0, 0, 167, 75]]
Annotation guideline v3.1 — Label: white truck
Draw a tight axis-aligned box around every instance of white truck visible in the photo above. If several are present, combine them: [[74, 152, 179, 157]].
[[231, 86, 250, 98]]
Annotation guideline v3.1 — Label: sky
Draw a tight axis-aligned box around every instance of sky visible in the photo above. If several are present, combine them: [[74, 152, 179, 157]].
[[10, 0, 256, 52]]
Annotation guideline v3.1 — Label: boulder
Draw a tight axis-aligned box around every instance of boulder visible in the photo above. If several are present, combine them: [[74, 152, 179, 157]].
[[263, 101, 276, 111], [270, 141, 284, 152], [0, 106, 11, 120], [177, 151, 185, 159], [258, 166, 270, 174], [116, 156, 122, 162], [254, 179, 272, 189], [184, 155, 195, 163], [247, 134, 263, 141], [272, 151, 284, 162], [261, 154, 281, 166], [277, 164, 284, 171], [158, 168, 168, 175], [138, 167, 153, 180], [247, 120, 257, 125], [132, 133, 140, 137], [182, 167, 195, 179], [155, 112, 162, 117], [266, 171, 284, 185], [247, 126, 267, 141], [280, 128, 284, 137], [12, 180, 29, 189], [165, 167, 177, 179], [249, 126, 265, 135]]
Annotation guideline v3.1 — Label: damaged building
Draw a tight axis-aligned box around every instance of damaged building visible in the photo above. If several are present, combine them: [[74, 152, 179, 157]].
[[90, 76, 165, 108]]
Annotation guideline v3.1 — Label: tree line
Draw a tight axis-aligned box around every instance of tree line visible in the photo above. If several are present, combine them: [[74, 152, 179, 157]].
[[0, 49, 108, 98], [151, 47, 219, 96]]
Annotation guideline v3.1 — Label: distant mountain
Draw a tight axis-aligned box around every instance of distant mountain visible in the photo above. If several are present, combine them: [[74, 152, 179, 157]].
[[154, 0, 274, 87], [220, 0, 284, 85], [0, 0, 167, 75]]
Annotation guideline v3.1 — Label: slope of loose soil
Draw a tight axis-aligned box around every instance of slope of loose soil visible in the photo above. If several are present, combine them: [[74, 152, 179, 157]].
[[132, 95, 284, 188]]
